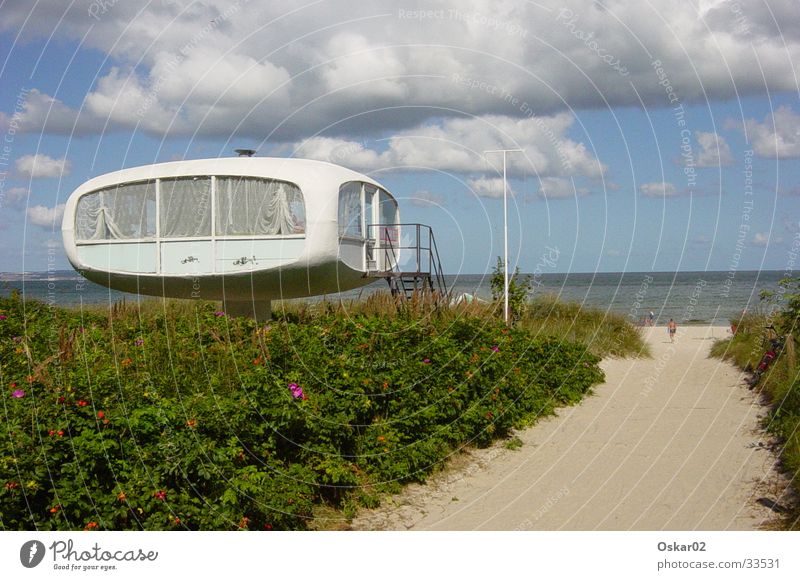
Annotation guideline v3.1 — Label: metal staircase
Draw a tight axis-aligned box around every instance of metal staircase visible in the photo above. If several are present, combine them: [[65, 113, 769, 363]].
[[365, 223, 448, 300]]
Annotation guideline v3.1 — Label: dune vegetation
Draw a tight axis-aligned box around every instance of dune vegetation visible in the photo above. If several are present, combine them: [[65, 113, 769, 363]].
[[710, 276, 800, 528], [1, 288, 644, 530]]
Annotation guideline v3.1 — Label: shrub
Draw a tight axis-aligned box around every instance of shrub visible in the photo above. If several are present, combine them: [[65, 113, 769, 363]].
[[710, 278, 800, 528], [490, 257, 532, 323], [0, 293, 606, 530]]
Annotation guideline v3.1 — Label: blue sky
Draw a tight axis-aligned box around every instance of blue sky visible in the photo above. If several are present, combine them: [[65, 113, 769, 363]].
[[1, 0, 799, 275]]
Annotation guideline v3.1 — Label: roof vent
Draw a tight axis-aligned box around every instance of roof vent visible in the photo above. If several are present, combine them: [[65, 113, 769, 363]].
[[234, 149, 256, 157]]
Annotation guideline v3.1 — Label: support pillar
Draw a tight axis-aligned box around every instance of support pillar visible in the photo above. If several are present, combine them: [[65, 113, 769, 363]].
[[223, 299, 272, 322]]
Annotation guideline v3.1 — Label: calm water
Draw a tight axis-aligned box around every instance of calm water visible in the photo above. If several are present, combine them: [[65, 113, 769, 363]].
[[0, 270, 785, 325]]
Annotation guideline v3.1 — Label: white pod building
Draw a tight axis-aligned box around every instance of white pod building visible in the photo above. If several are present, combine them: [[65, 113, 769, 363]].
[[61, 156, 406, 319]]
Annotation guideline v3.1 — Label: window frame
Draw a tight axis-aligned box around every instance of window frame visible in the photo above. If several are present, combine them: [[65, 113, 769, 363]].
[[74, 175, 307, 245], [73, 179, 158, 243], [338, 181, 364, 240]]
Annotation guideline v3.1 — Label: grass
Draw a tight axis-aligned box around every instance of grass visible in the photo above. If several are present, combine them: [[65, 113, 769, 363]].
[[269, 291, 649, 359], [68, 291, 649, 363], [710, 313, 800, 529]]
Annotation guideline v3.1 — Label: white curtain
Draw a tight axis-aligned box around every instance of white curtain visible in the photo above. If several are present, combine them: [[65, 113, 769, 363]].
[[216, 177, 305, 236], [76, 176, 304, 241], [338, 182, 362, 237], [75, 182, 155, 241], [160, 177, 212, 237]]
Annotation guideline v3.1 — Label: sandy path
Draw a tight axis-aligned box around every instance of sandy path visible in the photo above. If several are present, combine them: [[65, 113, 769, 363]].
[[352, 326, 792, 530]]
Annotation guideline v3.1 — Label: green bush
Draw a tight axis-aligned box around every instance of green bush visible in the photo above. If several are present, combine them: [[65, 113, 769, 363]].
[[0, 293, 605, 530], [490, 257, 532, 322], [710, 277, 800, 528]]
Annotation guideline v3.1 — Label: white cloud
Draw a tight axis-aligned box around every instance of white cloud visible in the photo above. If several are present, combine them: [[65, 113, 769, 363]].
[[292, 113, 604, 179], [27, 204, 65, 228], [292, 137, 385, 169], [5, 1, 800, 140], [0, 187, 28, 209], [640, 181, 679, 198], [319, 33, 407, 99], [408, 190, 445, 206], [15, 154, 71, 178], [733, 106, 800, 158], [696, 131, 734, 167], [467, 177, 514, 199], [1, 89, 104, 136], [83, 50, 294, 135], [84, 68, 178, 133]]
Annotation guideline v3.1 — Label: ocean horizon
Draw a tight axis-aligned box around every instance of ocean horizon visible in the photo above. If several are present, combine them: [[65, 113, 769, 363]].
[[1, 269, 786, 325]]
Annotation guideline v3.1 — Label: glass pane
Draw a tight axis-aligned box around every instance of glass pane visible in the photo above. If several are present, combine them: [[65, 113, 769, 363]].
[[379, 190, 397, 224], [379, 190, 398, 243], [75, 181, 155, 241], [75, 192, 103, 240], [216, 177, 305, 236], [338, 181, 362, 237], [160, 177, 212, 237]]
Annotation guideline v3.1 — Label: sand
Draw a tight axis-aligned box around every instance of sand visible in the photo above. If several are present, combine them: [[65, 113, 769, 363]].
[[352, 325, 794, 530]]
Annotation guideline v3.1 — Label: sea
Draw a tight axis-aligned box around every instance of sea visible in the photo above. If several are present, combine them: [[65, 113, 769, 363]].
[[0, 270, 788, 325]]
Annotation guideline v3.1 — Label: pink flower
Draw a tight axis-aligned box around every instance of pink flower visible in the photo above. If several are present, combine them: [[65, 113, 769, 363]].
[[288, 383, 305, 399], [422, 358, 431, 364], [134, 338, 144, 346], [214, 311, 226, 317], [0, 315, 7, 320], [491, 345, 500, 353], [11, 389, 25, 398]]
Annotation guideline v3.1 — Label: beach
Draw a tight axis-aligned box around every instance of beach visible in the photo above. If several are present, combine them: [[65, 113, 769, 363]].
[[352, 325, 793, 530]]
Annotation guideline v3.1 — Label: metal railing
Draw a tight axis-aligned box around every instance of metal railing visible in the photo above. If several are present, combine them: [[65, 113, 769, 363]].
[[366, 223, 448, 297]]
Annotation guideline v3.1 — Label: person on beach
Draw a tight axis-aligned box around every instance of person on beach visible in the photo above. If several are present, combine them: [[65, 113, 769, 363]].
[[649, 310, 655, 326], [668, 318, 677, 342]]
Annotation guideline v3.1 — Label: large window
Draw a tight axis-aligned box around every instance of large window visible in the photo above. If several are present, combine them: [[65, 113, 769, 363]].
[[379, 190, 397, 226], [379, 189, 398, 243], [75, 181, 156, 241], [338, 181, 362, 237], [76, 175, 306, 242], [160, 177, 212, 238], [216, 176, 305, 236]]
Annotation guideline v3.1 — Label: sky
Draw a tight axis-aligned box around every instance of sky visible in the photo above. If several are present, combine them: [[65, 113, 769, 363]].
[[0, 0, 799, 275]]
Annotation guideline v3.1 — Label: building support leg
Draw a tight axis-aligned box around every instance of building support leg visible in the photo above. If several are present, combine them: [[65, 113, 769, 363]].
[[223, 299, 272, 322]]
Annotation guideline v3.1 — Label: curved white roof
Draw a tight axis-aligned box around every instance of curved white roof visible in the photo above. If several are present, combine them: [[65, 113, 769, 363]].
[[63, 156, 387, 210]]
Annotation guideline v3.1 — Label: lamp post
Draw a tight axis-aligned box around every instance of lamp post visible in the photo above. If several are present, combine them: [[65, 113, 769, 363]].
[[483, 149, 524, 324]]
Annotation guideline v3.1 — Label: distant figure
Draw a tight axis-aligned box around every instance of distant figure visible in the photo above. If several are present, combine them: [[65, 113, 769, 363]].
[[649, 310, 655, 326], [668, 318, 677, 342]]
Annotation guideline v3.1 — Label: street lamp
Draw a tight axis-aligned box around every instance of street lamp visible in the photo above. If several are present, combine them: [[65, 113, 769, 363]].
[[483, 148, 524, 324]]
